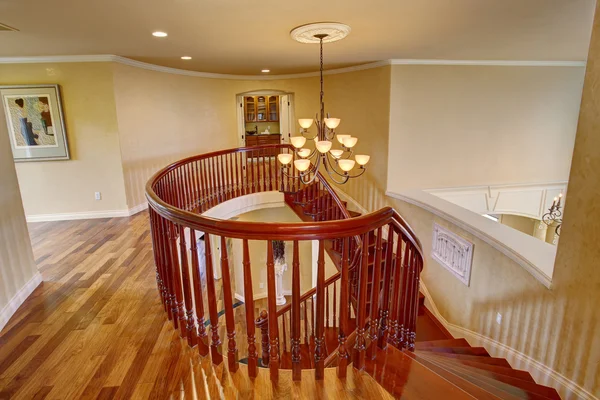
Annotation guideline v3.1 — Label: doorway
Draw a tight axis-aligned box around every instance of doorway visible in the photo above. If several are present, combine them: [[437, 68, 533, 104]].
[[235, 90, 295, 148]]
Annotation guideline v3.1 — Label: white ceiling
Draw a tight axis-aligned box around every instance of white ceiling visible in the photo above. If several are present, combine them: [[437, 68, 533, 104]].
[[0, 0, 595, 75]]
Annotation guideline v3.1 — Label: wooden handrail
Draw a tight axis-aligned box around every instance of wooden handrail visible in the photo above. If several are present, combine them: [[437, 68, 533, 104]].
[[146, 143, 426, 382], [276, 272, 341, 317]]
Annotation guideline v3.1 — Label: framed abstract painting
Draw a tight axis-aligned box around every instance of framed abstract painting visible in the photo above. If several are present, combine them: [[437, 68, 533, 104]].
[[1, 84, 70, 162]]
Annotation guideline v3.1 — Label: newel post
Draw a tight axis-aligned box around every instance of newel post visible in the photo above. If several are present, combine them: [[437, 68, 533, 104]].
[[256, 310, 270, 367]]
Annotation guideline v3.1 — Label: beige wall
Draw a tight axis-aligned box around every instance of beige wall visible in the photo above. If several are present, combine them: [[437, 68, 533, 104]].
[[387, 65, 585, 191], [232, 207, 313, 298], [0, 103, 39, 328], [0, 63, 128, 215], [326, 63, 597, 396], [112, 63, 319, 208]]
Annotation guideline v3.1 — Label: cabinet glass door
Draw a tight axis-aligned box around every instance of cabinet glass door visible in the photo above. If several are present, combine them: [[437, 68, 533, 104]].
[[268, 95, 279, 121], [257, 96, 267, 121], [244, 97, 256, 122]]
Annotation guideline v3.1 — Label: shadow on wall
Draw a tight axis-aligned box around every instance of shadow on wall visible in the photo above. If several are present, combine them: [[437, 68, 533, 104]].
[[337, 175, 599, 397]]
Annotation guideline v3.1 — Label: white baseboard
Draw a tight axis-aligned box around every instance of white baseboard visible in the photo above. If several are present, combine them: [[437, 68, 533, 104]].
[[26, 203, 148, 222], [0, 272, 43, 331], [420, 283, 596, 400], [128, 203, 148, 216]]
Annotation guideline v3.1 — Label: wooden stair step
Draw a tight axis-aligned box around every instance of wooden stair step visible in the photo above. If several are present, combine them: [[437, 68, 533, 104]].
[[419, 354, 560, 400], [424, 355, 535, 382], [417, 346, 490, 356], [415, 338, 470, 349], [418, 351, 512, 368], [364, 346, 477, 399], [348, 210, 362, 218], [402, 351, 508, 399]]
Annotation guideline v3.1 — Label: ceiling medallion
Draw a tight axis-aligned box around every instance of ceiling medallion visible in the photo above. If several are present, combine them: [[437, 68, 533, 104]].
[[290, 22, 351, 44]]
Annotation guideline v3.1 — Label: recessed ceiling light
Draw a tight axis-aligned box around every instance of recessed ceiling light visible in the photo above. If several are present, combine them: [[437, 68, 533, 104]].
[[261, 69, 270, 73], [181, 56, 192, 60], [152, 31, 168, 37]]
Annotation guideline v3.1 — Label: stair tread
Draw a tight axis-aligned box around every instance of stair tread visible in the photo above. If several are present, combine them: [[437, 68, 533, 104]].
[[417, 346, 490, 356], [420, 354, 560, 400], [364, 345, 478, 399], [404, 351, 511, 399], [425, 356, 535, 382], [421, 352, 536, 383], [415, 338, 470, 349], [418, 352, 512, 367]]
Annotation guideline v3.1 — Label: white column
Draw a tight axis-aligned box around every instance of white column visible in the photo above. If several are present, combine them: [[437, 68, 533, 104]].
[[274, 261, 287, 305]]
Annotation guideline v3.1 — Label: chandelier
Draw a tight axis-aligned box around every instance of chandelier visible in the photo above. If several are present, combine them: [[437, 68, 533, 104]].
[[542, 193, 563, 236], [277, 23, 369, 185]]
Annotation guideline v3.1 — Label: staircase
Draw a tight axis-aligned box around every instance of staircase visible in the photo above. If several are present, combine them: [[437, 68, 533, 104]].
[[145, 144, 563, 399]]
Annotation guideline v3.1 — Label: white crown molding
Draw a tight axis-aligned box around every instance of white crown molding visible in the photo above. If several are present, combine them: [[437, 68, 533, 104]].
[[390, 59, 586, 67], [0, 272, 43, 331], [0, 55, 585, 80], [419, 283, 597, 400]]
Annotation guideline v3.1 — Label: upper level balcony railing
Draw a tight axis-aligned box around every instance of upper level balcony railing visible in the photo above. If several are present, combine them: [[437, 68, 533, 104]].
[[145, 143, 424, 381]]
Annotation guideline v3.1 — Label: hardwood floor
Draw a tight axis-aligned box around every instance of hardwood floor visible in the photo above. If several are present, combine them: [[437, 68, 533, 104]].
[[0, 213, 393, 399]]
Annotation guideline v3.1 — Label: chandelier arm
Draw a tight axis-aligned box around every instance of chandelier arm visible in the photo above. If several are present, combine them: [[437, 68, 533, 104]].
[[301, 130, 319, 141], [323, 153, 353, 178]]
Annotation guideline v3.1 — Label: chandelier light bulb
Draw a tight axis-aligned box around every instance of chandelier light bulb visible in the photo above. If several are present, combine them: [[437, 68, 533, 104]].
[[298, 119, 314, 129], [290, 136, 307, 148], [297, 148, 311, 158], [343, 136, 358, 148], [324, 118, 341, 129], [336, 134, 350, 145], [316, 140, 332, 153], [330, 149, 344, 159], [294, 159, 311, 172], [277, 153, 293, 165], [355, 154, 370, 166], [338, 159, 356, 172]]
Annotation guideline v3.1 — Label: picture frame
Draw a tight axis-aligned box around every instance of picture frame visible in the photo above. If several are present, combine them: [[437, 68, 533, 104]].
[[1, 84, 70, 162]]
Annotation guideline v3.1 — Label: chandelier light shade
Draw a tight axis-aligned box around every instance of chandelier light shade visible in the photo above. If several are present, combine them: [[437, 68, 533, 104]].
[[330, 149, 344, 159], [298, 148, 311, 158], [294, 159, 311, 172], [277, 153, 293, 165], [355, 154, 370, 166], [278, 22, 368, 185], [298, 119, 314, 129], [290, 136, 307, 148]]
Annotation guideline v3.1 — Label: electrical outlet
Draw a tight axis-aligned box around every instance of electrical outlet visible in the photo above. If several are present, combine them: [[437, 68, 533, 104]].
[[259, 282, 264, 289], [94, 192, 102, 201], [496, 312, 502, 325]]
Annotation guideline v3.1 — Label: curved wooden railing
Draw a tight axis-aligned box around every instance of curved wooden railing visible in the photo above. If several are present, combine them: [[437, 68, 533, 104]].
[[146, 144, 424, 381]]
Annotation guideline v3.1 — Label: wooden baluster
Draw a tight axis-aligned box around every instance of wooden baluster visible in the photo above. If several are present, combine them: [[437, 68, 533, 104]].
[[234, 152, 240, 198], [303, 302, 309, 345], [389, 237, 405, 347], [311, 296, 315, 339], [354, 232, 369, 370], [314, 240, 325, 379], [282, 313, 287, 353], [407, 250, 419, 351], [367, 227, 383, 360], [148, 210, 165, 309], [326, 286, 330, 329], [210, 156, 218, 204], [159, 214, 174, 321], [337, 237, 350, 378], [378, 225, 395, 349], [250, 150, 255, 193], [179, 225, 197, 347], [266, 241, 280, 380], [409, 256, 422, 351], [220, 155, 227, 201], [262, 148, 267, 192], [220, 236, 238, 371], [333, 280, 337, 330], [204, 233, 223, 364], [169, 222, 186, 336], [256, 310, 269, 366], [189, 229, 209, 356], [268, 148, 273, 191], [228, 152, 234, 199], [242, 239, 258, 377], [399, 244, 413, 349], [291, 240, 301, 380], [200, 159, 209, 210]]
